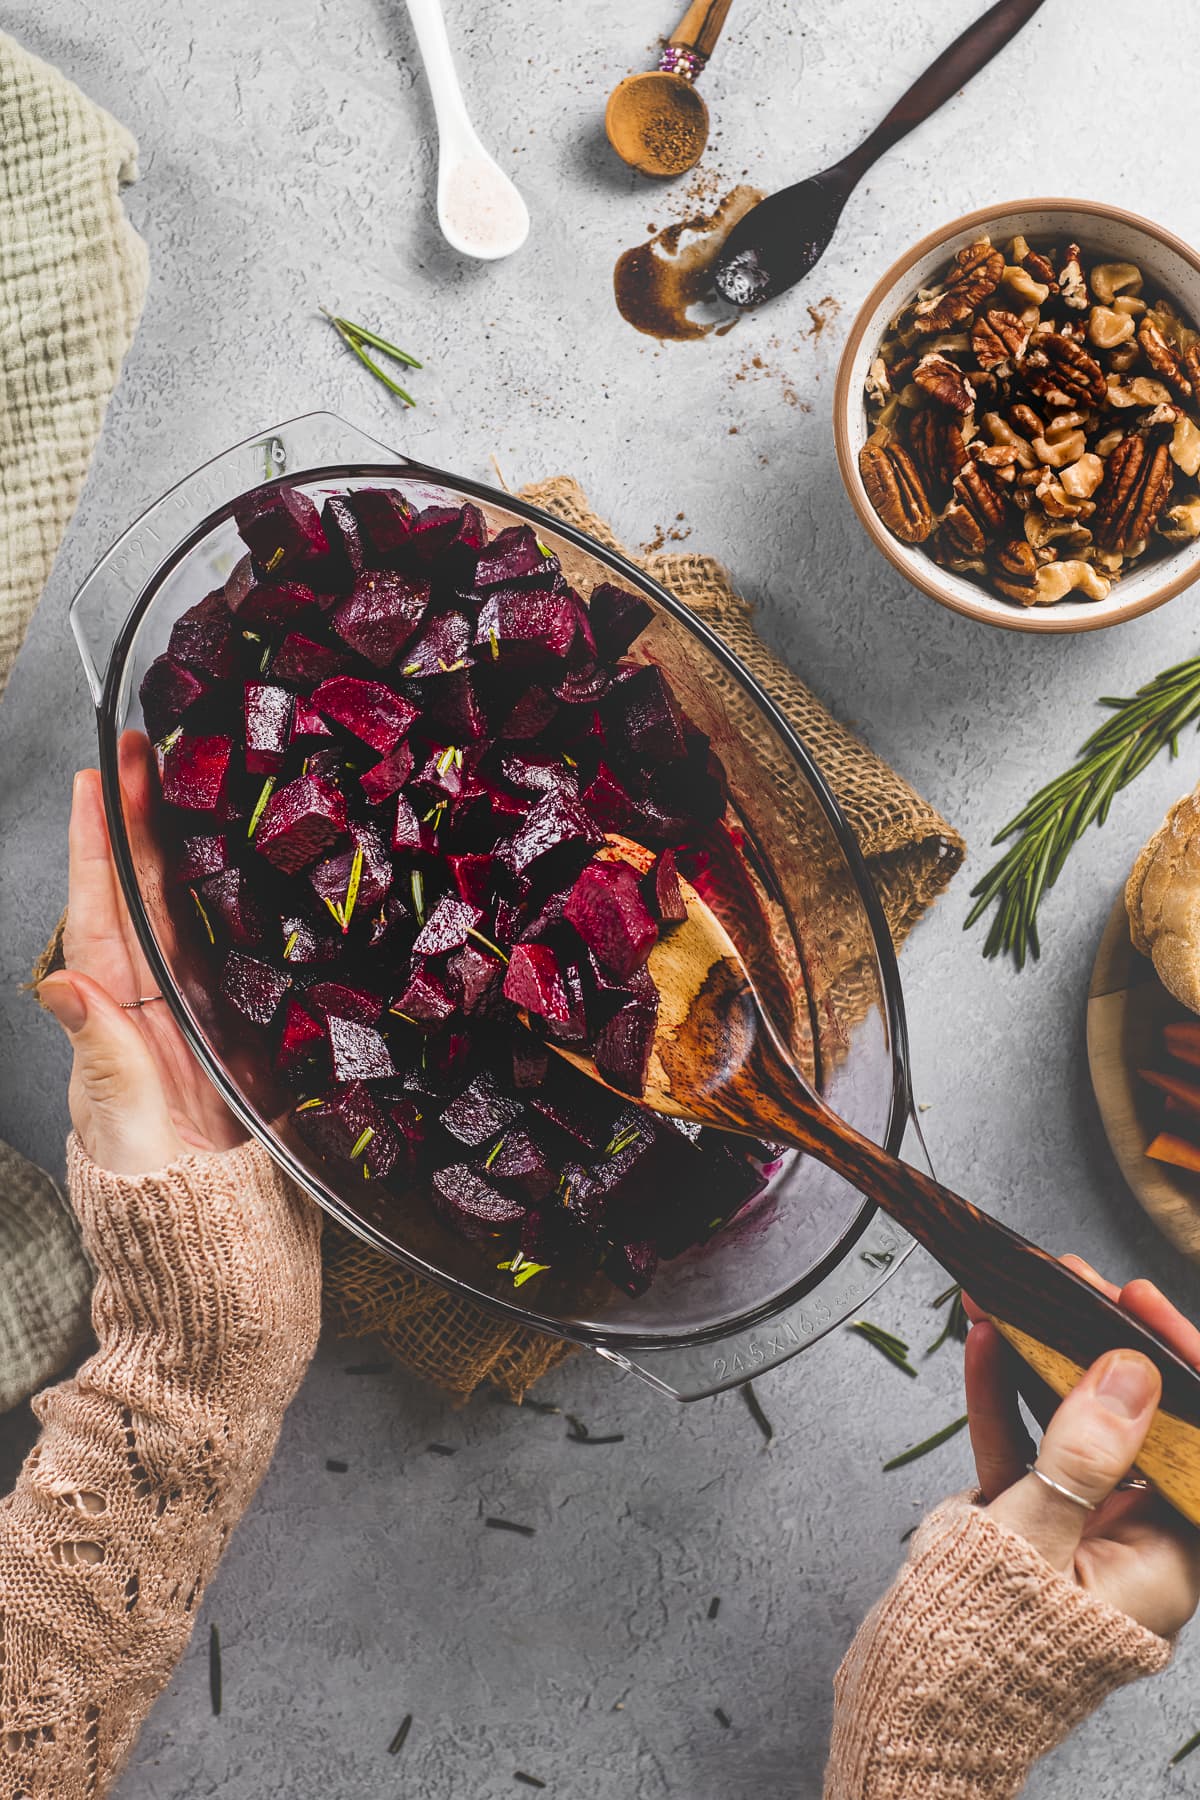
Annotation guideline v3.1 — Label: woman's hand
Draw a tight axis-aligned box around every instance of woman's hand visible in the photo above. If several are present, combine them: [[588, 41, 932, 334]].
[[38, 769, 245, 1176], [965, 1263, 1200, 1639]]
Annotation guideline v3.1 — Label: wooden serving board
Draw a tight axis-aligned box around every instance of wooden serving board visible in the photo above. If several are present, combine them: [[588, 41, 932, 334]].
[[1087, 889, 1200, 1265]]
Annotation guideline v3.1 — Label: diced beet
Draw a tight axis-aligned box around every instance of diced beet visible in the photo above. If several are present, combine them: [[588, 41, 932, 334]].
[[502, 943, 571, 1023], [447, 852, 493, 907], [588, 583, 654, 660], [445, 943, 503, 1013], [322, 496, 366, 583], [385, 1096, 426, 1162], [499, 686, 560, 740], [593, 985, 659, 1096], [368, 891, 414, 951], [391, 968, 455, 1025], [495, 791, 603, 882], [277, 999, 326, 1074], [311, 675, 418, 755], [221, 951, 289, 1025], [482, 1127, 555, 1201], [344, 488, 415, 562], [168, 591, 241, 680], [439, 1073, 520, 1147], [328, 1015, 397, 1083], [281, 914, 340, 964], [528, 1073, 619, 1151], [580, 762, 641, 835], [512, 1038, 548, 1089], [305, 979, 383, 1025], [411, 746, 472, 805], [498, 754, 578, 799], [391, 792, 437, 853], [271, 633, 349, 685], [400, 609, 471, 678], [407, 502, 486, 565], [413, 893, 483, 957], [162, 734, 234, 813], [234, 484, 329, 573], [544, 957, 589, 1045], [175, 833, 229, 883], [198, 867, 268, 946], [244, 682, 294, 775], [606, 663, 687, 762], [254, 775, 347, 872], [472, 524, 559, 590], [290, 696, 335, 744], [333, 570, 430, 668], [604, 1238, 659, 1298], [229, 578, 320, 632], [420, 667, 487, 742], [652, 731, 728, 825], [432, 1163, 527, 1237], [360, 742, 415, 803], [564, 860, 658, 980], [294, 1082, 400, 1179], [474, 587, 577, 666], [140, 655, 214, 742], [309, 821, 393, 924], [643, 849, 687, 924]]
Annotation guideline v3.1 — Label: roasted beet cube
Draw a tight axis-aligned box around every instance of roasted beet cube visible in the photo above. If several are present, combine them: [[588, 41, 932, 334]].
[[333, 570, 430, 668], [344, 488, 415, 562], [234, 484, 329, 573], [400, 608, 471, 677], [498, 754, 578, 799], [499, 686, 560, 740], [495, 791, 603, 882], [420, 667, 487, 742], [294, 1082, 400, 1179], [473, 524, 559, 590], [502, 943, 571, 1023], [407, 501, 485, 564], [140, 655, 214, 742], [360, 741, 415, 803], [564, 860, 658, 980], [439, 1073, 520, 1148], [277, 999, 326, 1074], [306, 979, 383, 1025], [528, 1073, 619, 1151], [474, 587, 577, 667], [221, 951, 289, 1025], [198, 867, 268, 946], [447, 852, 493, 907], [593, 985, 659, 1096], [322, 495, 366, 583], [229, 578, 320, 632], [311, 675, 418, 755], [432, 1162, 527, 1237], [244, 682, 294, 775], [368, 891, 414, 952], [254, 775, 347, 873], [512, 1038, 548, 1089], [391, 968, 455, 1025], [413, 893, 483, 957], [482, 1127, 555, 1201], [604, 1238, 659, 1298], [175, 833, 229, 884], [271, 633, 349, 686], [643, 849, 687, 924], [328, 1015, 397, 1083], [588, 583, 653, 660], [281, 914, 340, 964], [607, 663, 687, 762], [391, 792, 437, 853], [290, 696, 335, 744], [162, 734, 234, 814], [580, 762, 641, 836], [168, 590, 241, 681], [445, 943, 503, 1013], [309, 822, 393, 924]]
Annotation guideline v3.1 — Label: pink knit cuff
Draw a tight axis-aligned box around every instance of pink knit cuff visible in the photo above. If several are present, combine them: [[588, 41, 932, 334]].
[[826, 1490, 1171, 1799]]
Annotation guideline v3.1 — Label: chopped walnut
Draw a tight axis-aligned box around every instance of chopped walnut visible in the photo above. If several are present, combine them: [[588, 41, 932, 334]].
[[1092, 262, 1143, 305], [1088, 306, 1135, 350], [1171, 413, 1200, 478], [1032, 560, 1111, 603], [1160, 495, 1200, 541]]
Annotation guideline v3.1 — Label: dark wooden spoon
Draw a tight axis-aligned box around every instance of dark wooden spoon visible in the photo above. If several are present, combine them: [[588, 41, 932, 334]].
[[551, 841, 1200, 1525], [713, 0, 1047, 309]]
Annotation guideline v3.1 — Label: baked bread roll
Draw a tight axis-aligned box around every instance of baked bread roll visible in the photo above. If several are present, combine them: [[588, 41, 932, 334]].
[[1126, 788, 1200, 1013]]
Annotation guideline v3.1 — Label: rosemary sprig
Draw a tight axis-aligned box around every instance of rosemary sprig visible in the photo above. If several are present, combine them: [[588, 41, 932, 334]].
[[966, 654, 1200, 967], [849, 1319, 918, 1377], [1170, 1727, 1200, 1767], [321, 307, 420, 405], [927, 1283, 969, 1354], [209, 1624, 222, 1716], [883, 1413, 969, 1472], [740, 1380, 775, 1448]]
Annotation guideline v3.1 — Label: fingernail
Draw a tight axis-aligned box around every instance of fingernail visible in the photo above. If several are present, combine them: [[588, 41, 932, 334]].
[[1096, 1350, 1159, 1419], [41, 978, 87, 1034]]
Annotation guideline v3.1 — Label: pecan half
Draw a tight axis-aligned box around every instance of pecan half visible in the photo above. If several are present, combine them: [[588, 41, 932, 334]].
[[859, 441, 934, 544], [1185, 343, 1200, 397], [913, 352, 975, 415], [972, 308, 1030, 373], [1092, 434, 1176, 551], [1137, 318, 1193, 398], [908, 408, 967, 496], [1022, 332, 1107, 409], [1058, 243, 1088, 310], [1020, 245, 1058, 290], [939, 457, 1013, 557], [992, 537, 1039, 603], [913, 241, 1004, 333]]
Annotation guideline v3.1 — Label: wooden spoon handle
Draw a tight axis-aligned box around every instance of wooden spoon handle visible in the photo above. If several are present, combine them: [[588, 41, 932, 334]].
[[669, 0, 734, 62]]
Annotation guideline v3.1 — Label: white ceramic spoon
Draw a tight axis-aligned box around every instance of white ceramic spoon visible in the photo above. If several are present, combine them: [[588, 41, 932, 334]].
[[403, 0, 530, 261]]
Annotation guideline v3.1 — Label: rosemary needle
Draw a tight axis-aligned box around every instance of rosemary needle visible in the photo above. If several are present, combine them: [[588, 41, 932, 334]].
[[849, 1320, 918, 1377], [321, 307, 419, 405], [1171, 1726, 1200, 1767], [883, 1413, 969, 1472]]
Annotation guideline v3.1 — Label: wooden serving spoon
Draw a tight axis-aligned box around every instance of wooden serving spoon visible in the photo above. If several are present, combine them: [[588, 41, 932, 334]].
[[713, 0, 1047, 308], [551, 842, 1200, 1526], [605, 0, 736, 178]]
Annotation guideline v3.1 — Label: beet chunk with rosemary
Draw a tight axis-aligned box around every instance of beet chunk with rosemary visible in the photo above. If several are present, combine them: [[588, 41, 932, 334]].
[[140, 656, 214, 742], [332, 570, 430, 668], [161, 734, 235, 814], [234, 483, 329, 574], [328, 1016, 397, 1084], [254, 775, 347, 873], [502, 944, 572, 1024], [564, 860, 658, 981]]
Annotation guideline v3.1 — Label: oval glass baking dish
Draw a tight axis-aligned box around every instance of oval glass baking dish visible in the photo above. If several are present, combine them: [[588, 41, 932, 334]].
[[71, 411, 919, 1399]]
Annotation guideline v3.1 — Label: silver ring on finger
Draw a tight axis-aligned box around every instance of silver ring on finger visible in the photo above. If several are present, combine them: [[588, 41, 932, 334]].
[[1027, 1463, 1098, 1512], [120, 994, 165, 1010]]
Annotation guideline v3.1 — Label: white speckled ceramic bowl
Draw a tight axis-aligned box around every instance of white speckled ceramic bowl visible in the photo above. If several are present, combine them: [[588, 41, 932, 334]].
[[834, 199, 1200, 634]]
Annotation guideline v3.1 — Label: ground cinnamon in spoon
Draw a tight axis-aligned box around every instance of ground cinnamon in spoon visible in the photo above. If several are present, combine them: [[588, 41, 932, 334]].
[[614, 185, 765, 341]]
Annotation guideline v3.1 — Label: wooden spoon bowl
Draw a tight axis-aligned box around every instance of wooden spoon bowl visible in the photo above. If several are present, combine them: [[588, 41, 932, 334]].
[[605, 73, 710, 179]]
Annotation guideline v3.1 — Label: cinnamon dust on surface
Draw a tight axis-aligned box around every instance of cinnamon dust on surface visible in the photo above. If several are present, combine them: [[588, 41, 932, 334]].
[[613, 185, 765, 342]]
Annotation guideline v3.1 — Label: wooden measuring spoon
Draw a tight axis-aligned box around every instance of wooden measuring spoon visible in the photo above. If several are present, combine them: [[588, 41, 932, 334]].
[[550, 842, 1200, 1526], [605, 0, 735, 178]]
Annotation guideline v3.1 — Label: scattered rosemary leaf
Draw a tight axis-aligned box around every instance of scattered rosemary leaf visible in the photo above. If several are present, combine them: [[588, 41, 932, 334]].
[[707, 1596, 721, 1620], [900, 1524, 918, 1543], [264, 546, 285, 573], [325, 1458, 348, 1473], [488, 628, 500, 660], [209, 1624, 222, 1717], [565, 1413, 589, 1440], [387, 1712, 413, 1756], [485, 1517, 536, 1537], [340, 842, 365, 930], [296, 1096, 324, 1111], [350, 1126, 375, 1160], [389, 1007, 419, 1025], [849, 1320, 918, 1378], [282, 929, 300, 961], [883, 1414, 969, 1472], [467, 925, 509, 961], [1171, 1728, 1200, 1767], [498, 1254, 551, 1289], [321, 892, 346, 931], [189, 887, 215, 944], [437, 743, 457, 775], [484, 1135, 506, 1169], [156, 725, 183, 756], [247, 776, 276, 839], [740, 1380, 775, 1448], [345, 1360, 391, 1375], [411, 869, 425, 925], [324, 308, 423, 369], [514, 1775, 546, 1791], [258, 640, 273, 674], [927, 1283, 968, 1355], [713, 1707, 731, 1729], [427, 1443, 457, 1457], [321, 307, 419, 405], [565, 1413, 624, 1446], [402, 661, 421, 676]]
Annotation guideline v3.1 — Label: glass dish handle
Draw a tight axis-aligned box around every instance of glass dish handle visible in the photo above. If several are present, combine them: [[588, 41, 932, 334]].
[[597, 1114, 930, 1402], [69, 411, 400, 707]]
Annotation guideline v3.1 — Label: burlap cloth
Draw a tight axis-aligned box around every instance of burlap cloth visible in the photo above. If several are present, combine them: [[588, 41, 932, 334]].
[[0, 31, 148, 1413]]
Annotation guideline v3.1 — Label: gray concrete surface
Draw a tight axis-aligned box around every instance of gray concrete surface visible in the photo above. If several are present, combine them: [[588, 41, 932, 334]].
[[2, 0, 1199, 1792]]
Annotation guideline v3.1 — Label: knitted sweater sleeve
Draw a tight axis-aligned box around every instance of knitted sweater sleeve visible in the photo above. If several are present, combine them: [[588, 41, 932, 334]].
[[0, 1135, 322, 1799], [824, 1491, 1173, 1799]]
